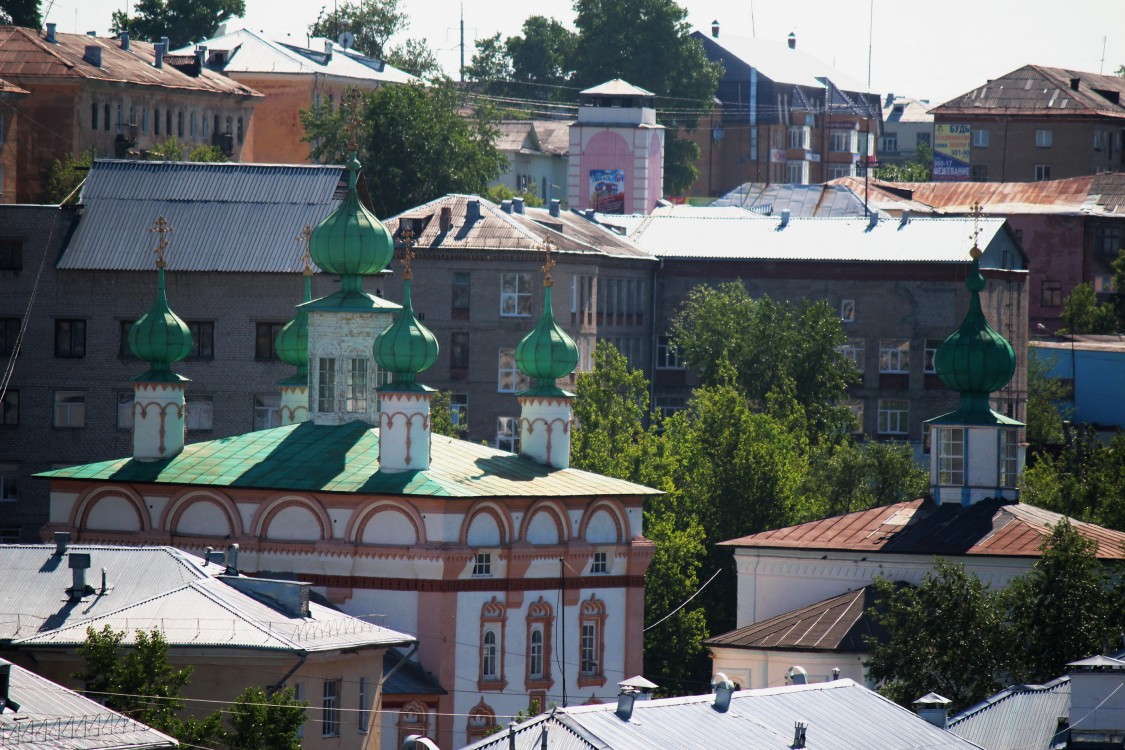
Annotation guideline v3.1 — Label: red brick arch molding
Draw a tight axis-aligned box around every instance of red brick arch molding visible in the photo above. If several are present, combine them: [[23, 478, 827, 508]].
[[251, 494, 331, 541], [73, 484, 152, 532], [159, 488, 243, 537], [345, 499, 428, 545], [459, 501, 514, 546], [518, 500, 570, 544], [577, 499, 627, 543]]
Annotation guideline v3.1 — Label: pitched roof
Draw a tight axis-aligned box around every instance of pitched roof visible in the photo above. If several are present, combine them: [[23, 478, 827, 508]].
[[947, 677, 1071, 750], [59, 160, 349, 271], [461, 679, 984, 750], [706, 586, 883, 653], [0, 75, 26, 94], [0, 27, 259, 97], [494, 120, 570, 156], [710, 183, 871, 217], [383, 648, 446, 695], [883, 96, 934, 123], [37, 421, 661, 498], [932, 64, 1125, 118], [0, 658, 178, 750], [719, 499, 1125, 560], [696, 31, 869, 94], [580, 79, 654, 97]]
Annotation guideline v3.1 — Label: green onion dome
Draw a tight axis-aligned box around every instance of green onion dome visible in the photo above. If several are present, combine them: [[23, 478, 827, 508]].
[[372, 275, 439, 385], [515, 284, 579, 391], [934, 251, 1016, 417], [128, 263, 193, 381], [275, 270, 312, 385], [308, 154, 394, 285]]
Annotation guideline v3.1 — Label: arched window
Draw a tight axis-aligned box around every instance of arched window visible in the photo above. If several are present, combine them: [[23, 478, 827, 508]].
[[529, 627, 543, 679], [482, 630, 498, 679], [466, 701, 495, 743], [525, 596, 554, 690], [577, 594, 607, 688], [479, 596, 507, 690]]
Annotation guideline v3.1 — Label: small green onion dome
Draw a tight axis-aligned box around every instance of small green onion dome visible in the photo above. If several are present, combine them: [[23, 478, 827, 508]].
[[935, 253, 1016, 399], [129, 265, 193, 379], [372, 276, 439, 384], [515, 284, 579, 386], [275, 272, 312, 383], [308, 153, 394, 278]]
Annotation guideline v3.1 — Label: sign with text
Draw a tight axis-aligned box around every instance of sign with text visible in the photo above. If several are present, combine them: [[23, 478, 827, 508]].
[[590, 169, 625, 214], [933, 123, 971, 181]]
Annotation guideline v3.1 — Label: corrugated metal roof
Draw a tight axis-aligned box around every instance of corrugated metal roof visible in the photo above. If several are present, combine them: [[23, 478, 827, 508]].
[[719, 499, 1125, 560], [494, 121, 571, 156], [463, 679, 985, 749], [933, 65, 1125, 118], [0, 659, 178, 750], [706, 586, 882, 652], [60, 160, 346, 271], [883, 96, 934, 123], [696, 31, 869, 94], [710, 183, 870, 217], [37, 421, 661, 498], [948, 678, 1071, 750]]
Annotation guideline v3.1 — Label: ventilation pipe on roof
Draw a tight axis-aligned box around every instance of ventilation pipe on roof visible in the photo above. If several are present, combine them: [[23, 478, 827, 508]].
[[197, 45, 207, 63], [226, 543, 240, 575], [900, 210, 911, 227], [466, 199, 481, 222], [154, 42, 165, 69], [161, 36, 170, 51], [788, 32, 796, 50], [615, 689, 637, 721], [46, 22, 57, 43], [712, 673, 736, 712], [68, 553, 93, 601], [830, 667, 840, 681], [711, 20, 720, 38], [324, 39, 333, 62], [1070, 77, 1081, 90], [84, 45, 102, 68], [786, 665, 807, 685], [913, 693, 952, 729], [120, 31, 130, 50], [53, 531, 70, 555], [101, 567, 109, 594], [584, 208, 596, 220], [867, 210, 879, 230], [86, 30, 96, 36], [439, 206, 452, 233], [779, 208, 790, 229], [549, 198, 561, 217], [500, 199, 513, 213], [793, 722, 808, 749], [513, 196, 525, 214], [0, 662, 19, 715], [193, 47, 205, 75]]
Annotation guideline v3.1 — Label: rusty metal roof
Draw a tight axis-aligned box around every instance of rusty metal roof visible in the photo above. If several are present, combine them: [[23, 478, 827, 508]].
[[710, 183, 870, 217], [495, 120, 571, 156], [932, 64, 1125, 118], [0, 74, 26, 94], [0, 26, 260, 97], [706, 587, 882, 653], [720, 499, 1125, 560], [948, 677, 1071, 750]]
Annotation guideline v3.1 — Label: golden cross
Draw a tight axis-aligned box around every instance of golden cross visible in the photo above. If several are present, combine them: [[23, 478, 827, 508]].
[[149, 215, 173, 268], [541, 237, 557, 286], [968, 200, 984, 260], [297, 224, 313, 274], [400, 227, 415, 280], [342, 87, 363, 152]]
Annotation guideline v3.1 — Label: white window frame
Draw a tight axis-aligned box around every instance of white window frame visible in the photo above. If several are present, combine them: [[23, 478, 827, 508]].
[[787, 126, 810, 150], [254, 393, 281, 430], [497, 349, 528, 393], [938, 427, 965, 485], [655, 335, 683, 369], [322, 679, 340, 737], [528, 626, 544, 679], [878, 399, 909, 435], [879, 339, 910, 373], [591, 551, 608, 574], [500, 272, 532, 317], [924, 340, 942, 374], [1035, 129, 1053, 148], [345, 357, 368, 413], [53, 390, 86, 428], [472, 551, 492, 577], [450, 393, 468, 428], [1035, 164, 1052, 181], [580, 622, 598, 675], [840, 299, 856, 323], [785, 160, 808, 184], [847, 401, 864, 434], [481, 629, 498, 679], [655, 396, 687, 420], [999, 429, 1020, 488], [317, 357, 336, 412], [839, 338, 865, 373], [496, 416, 519, 452], [185, 396, 213, 431], [829, 130, 853, 153], [972, 128, 989, 147]]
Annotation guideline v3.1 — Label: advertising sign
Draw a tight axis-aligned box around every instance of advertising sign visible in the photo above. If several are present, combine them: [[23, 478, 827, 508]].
[[590, 169, 625, 214], [769, 148, 786, 164], [933, 123, 971, 181]]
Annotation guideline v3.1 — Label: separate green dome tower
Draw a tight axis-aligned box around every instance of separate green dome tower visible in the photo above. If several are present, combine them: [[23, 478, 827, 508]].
[[128, 216, 193, 461], [925, 205, 1024, 507], [514, 238, 579, 469]]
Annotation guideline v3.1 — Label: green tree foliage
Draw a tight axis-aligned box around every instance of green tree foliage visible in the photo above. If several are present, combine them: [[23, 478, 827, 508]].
[[484, 183, 544, 207], [226, 686, 307, 750], [1060, 282, 1116, 334], [110, 0, 246, 49], [45, 149, 94, 204], [875, 142, 932, 182], [866, 562, 1006, 711], [1022, 432, 1125, 531], [430, 390, 467, 438], [309, 0, 406, 58], [1025, 350, 1069, 446], [668, 281, 859, 438], [802, 440, 928, 518], [385, 37, 442, 79], [465, 33, 514, 96], [186, 143, 229, 162], [301, 81, 507, 217], [506, 16, 577, 97], [1113, 249, 1125, 331], [0, 0, 40, 27]]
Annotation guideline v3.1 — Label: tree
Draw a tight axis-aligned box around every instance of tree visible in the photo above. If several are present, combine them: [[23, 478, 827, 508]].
[[484, 183, 544, 207], [464, 33, 514, 97], [226, 686, 307, 750], [301, 81, 508, 217], [385, 37, 442, 79], [875, 142, 932, 182], [1025, 349, 1069, 446], [45, 149, 94, 204], [430, 390, 467, 438], [1022, 432, 1125, 532], [110, 0, 246, 49], [308, 0, 406, 58], [1113, 249, 1125, 331], [505, 16, 576, 97], [866, 562, 1007, 712], [1060, 282, 1116, 334], [802, 440, 928, 518], [0, 0, 40, 27]]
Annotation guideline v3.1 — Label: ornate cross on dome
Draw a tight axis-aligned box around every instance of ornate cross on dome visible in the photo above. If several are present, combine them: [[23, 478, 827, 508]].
[[149, 215, 173, 268], [342, 87, 363, 151], [400, 227, 416, 280], [297, 224, 313, 274], [540, 237, 557, 287], [968, 200, 984, 260]]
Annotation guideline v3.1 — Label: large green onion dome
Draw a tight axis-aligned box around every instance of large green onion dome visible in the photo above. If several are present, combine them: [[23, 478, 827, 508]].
[[934, 248, 1017, 419], [515, 282, 578, 396], [275, 269, 312, 386], [373, 274, 439, 386], [308, 153, 394, 286], [129, 262, 193, 382]]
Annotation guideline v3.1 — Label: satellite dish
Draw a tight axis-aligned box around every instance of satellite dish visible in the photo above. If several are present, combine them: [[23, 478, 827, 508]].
[[337, 31, 355, 50]]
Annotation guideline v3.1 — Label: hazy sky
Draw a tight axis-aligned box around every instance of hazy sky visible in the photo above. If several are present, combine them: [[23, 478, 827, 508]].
[[51, 0, 1124, 105]]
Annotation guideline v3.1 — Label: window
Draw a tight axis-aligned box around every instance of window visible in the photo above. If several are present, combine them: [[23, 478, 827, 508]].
[[185, 396, 213, 430], [879, 134, 898, 152], [190, 111, 196, 138], [201, 112, 208, 139], [787, 126, 810, 149], [294, 683, 305, 739], [91, 102, 98, 130], [830, 130, 854, 152], [225, 116, 232, 136], [879, 339, 910, 373], [571, 275, 594, 325], [466, 704, 496, 742], [254, 322, 283, 360], [396, 701, 429, 747], [237, 116, 244, 143], [785, 160, 807, 184], [924, 339, 942, 374], [839, 338, 865, 373], [601, 336, 642, 369], [1094, 130, 1108, 151], [166, 110, 173, 137], [104, 103, 110, 132], [580, 623, 597, 675], [497, 349, 528, 393], [917, 132, 931, 146], [1035, 129, 1052, 148], [877, 399, 909, 435], [577, 595, 606, 685], [971, 164, 989, 182], [971, 128, 989, 147], [591, 551, 608, 574], [655, 396, 686, 420], [482, 630, 498, 679], [999, 429, 1020, 488], [1, 390, 17, 426], [177, 110, 184, 138], [450, 332, 470, 371], [847, 401, 864, 433], [357, 676, 368, 733], [655, 335, 683, 369], [254, 393, 281, 430], [0, 464, 17, 500], [0, 317, 20, 355], [1034, 164, 1052, 181], [55, 319, 86, 358], [0, 240, 22, 271], [938, 427, 965, 485], [346, 358, 368, 413], [450, 393, 468, 429], [500, 272, 532, 317], [840, 299, 855, 323], [322, 680, 340, 737], [141, 108, 148, 134], [0, 112, 5, 144], [54, 391, 86, 428], [154, 107, 160, 135], [452, 271, 471, 317], [187, 321, 214, 360], [828, 164, 854, 179], [528, 627, 544, 679], [0, 528, 17, 543], [472, 552, 492, 577], [496, 416, 519, 452], [1041, 280, 1063, 308], [117, 391, 134, 430], [318, 357, 336, 411], [118, 320, 139, 359], [596, 277, 645, 326], [1092, 224, 1123, 258]]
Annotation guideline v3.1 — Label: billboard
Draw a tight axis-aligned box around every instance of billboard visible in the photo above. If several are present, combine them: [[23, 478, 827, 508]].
[[933, 124, 971, 181], [590, 169, 625, 214]]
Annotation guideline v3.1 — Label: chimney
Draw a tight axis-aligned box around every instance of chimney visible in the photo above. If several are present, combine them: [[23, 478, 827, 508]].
[[120, 31, 130, 50], [501, 199, 513, 213], [614, 675, 658, 720], [84, 45, 102, 68], [711, 19, 720, 38], [154, 42, 165, 69], [793, 722, 808, 749], [549, 198, 560, 217], [439, 205, 452, 233], [53, 531, 70, 555], [867, 210, 880, 229], [779, 208, 790, 228], [712, 673, 735, 712], [197, 45, 207, 64], [466, 199, 481, 222], [195, 47, 205, 72], [225, 543, 239, 575], [45, 22, 56, 43], [0, 662, 20, 715], [68, 553, 92, 601], [885, 92, 895, 107], [1070, 77, 1081, 90], [324, 38, 333, 61], [100, 567, 109, 594], [513, 196, 525, 214], [788, 32, 796, 50], [900, 210, 911, 227], [86, 30, 96, 36], [584, 208, 596, 220], [161, 36, 170, 51], [221, 576, 312, 618], [615, 690, 636, 721], [913, 693, 952, 729]]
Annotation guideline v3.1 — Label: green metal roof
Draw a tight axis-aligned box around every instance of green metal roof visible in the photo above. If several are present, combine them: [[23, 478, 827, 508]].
[[515, 284, 578, 396], [373, 277, 439, 384], [36, 421, 660, 498], [128, 265, 193, 380]]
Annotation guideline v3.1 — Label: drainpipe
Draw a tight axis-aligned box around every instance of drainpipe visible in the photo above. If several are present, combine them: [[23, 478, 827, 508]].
[[364, 643, 420, 750], [267, 652, 308, 695]]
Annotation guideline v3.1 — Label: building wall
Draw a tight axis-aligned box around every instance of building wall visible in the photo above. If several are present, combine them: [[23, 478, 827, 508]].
[[1033, 342, 1125, 430], [0, 97, 21, 202], [495, 151, 568, 206], [709, 645, 868, 690], [1006, 214, 1086, 333]]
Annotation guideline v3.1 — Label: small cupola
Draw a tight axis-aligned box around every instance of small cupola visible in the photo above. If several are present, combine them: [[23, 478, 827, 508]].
[[275, 227, 315, 425], [514, 238, 579, 468], [128, 216, 193, 461]]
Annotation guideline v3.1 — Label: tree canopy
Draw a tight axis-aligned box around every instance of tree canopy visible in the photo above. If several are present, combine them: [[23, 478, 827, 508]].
[[309, 0, 406, 58], [110, 0, 246, 49], [0, 0, 40, 28]]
